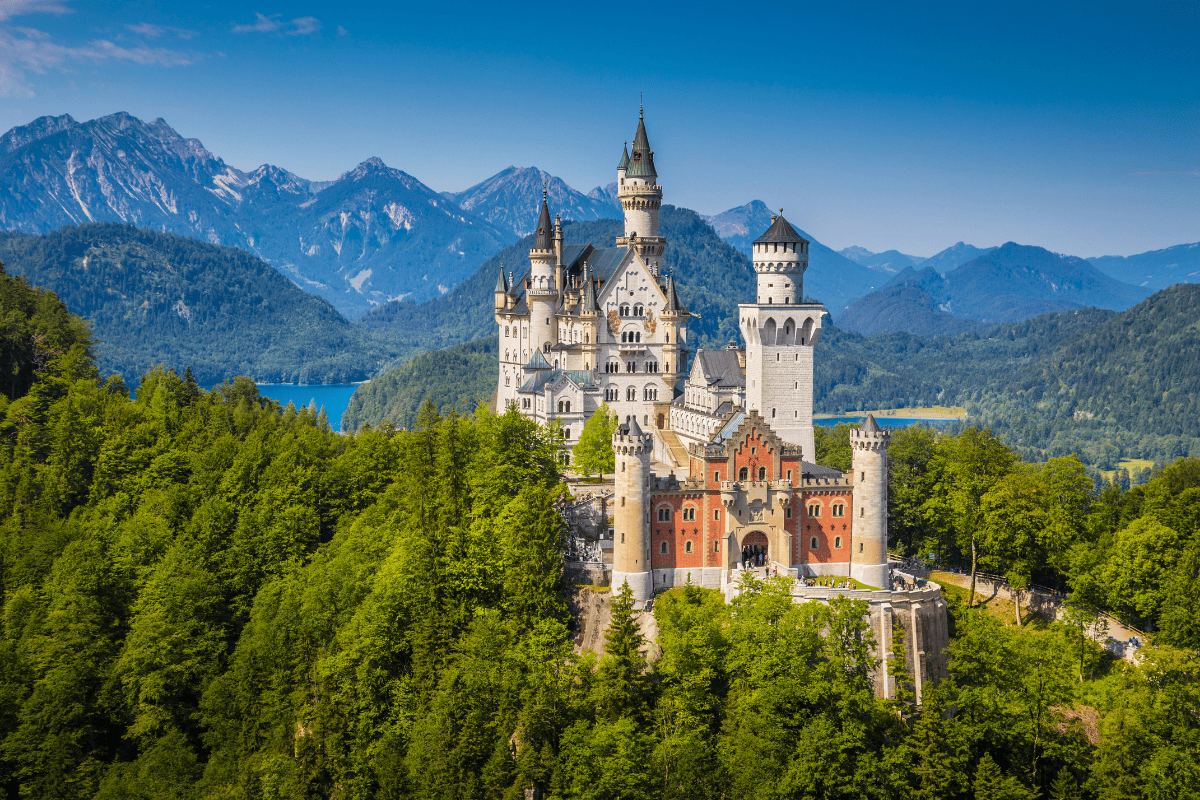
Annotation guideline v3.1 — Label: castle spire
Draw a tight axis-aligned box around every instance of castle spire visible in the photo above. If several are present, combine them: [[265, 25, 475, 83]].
[[627, 108, 656, 179], [532, 188, 553, 250], [617, 142, 630, 171]]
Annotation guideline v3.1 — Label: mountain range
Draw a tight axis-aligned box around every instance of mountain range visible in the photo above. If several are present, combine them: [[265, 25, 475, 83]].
[[838, 247, 924, 273], [838, 242, 1153, 336], [0, 223, 396, 384], [443, 167, 621, 237], [1087, 241, 1200, 291], [703, 200, 886, 314], [0, 112, 514, 318]]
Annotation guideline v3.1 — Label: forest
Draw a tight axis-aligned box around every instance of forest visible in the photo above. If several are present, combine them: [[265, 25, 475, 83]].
[[0, 256, 1198, 799], [0, 225, 396, 385]]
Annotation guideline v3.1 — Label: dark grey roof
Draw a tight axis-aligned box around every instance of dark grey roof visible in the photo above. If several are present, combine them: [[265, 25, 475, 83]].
[[525, 350, 551, 371], [617, 143, 630, 170], [626, 110, 657, 179], [696, 350, 745, 389], [664, 272, 683, 312], [715, 400, 734, 415], [626, 416, 643, 437], [532, 195, 554, 250], [753, 213, 808, 245], [517, 368, 595, 394], [801, 461, 844, 479], [549, 342, 581, 351], [861, 414, 882, 433], [581, 263, 599, 311]]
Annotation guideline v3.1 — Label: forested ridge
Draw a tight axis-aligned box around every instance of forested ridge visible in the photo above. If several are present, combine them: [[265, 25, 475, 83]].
[[0, 224, 399, 385], [0, 262, 1197, 799]]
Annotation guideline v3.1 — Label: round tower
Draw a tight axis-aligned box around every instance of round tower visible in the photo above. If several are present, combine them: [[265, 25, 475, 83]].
[[850, 414, 890, 589], [527, 190, 559, 356], [617, 108, 665, 273], [612, 417, 652, 602], [753, 210, 809, 304]]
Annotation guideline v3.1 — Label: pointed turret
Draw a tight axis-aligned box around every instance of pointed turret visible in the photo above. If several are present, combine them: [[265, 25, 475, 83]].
[[664, 271, 683, 313], [626, 415, 644, 438], [861, 413, 882, 433], [494, 264, 508, 293], [532, 189, 554, 251], [581, 264, 599, 312], [617, 142, 630, 171], [626, 108, 657, 179]]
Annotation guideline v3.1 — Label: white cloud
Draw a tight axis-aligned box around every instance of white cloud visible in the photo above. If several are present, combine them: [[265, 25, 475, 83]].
[[0, 0, 70, 23], [288, 16, 320, 36], [336, 24, 348, 36], [125, 22, 198, 40], [232, 12, 322, 36], [0, 7, 191, 98], [231, 12, 281, 34]]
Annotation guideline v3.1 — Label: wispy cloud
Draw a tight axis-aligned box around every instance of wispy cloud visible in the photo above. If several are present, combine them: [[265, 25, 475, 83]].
[[336, 25, 349, 36], [232, 12, 322, 36], [231, 12, 281, 34], [0, 2, 191, 97], [288, 16, 320, 36], [0, 0, 70, 23], [125, 22, 198, 40]]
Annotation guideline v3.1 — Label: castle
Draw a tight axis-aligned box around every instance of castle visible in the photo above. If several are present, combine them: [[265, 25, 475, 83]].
[[499, 110, 948, 700], [495, 108, 892, 596]]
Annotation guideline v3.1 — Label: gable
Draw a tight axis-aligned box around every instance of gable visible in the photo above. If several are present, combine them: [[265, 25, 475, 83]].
[[595, 248, 671, 315]]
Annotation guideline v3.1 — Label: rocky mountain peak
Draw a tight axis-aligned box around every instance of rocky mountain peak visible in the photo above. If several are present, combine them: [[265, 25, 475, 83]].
[[0, 113, 79, 156]]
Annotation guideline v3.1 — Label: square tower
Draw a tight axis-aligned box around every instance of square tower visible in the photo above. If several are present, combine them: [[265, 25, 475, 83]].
[[738, 212, 823, 459]]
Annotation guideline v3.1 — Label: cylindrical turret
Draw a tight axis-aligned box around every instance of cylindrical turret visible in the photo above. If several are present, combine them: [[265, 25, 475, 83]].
[[528, 192, 559, 355], [617, 109, 665, 272], [612, 417, 652, 602], [752, 211, 809, 305], [850, 415, 890, 589]]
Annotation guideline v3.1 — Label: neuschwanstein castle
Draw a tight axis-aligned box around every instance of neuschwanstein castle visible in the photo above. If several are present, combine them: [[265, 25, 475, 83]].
[[494, 110, 899, 606]]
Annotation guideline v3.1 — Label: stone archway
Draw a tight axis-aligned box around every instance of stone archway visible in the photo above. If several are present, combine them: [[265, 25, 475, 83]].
[[741, 530, 770, 567]]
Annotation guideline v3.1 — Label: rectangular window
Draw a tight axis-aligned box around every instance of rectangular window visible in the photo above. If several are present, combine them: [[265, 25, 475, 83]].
[[714, 510, 720, 520], [787, 469, 792, 480]]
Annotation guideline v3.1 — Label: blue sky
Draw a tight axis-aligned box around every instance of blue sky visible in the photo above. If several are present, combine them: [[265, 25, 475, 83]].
[[0, 0, 1196, 258]]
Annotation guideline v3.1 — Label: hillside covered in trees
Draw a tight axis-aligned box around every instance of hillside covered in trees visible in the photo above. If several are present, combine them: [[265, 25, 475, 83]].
[[0, 271, 1197, 799], [0, 223, 398, 385]]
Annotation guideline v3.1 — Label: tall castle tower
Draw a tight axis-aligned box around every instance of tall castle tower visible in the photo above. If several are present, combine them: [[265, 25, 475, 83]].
[[611, 417, 652, 602], [738, 212, 823, 459], [850, 415, 890, 588], [615, 109, 665, 274], [527, 191, 559, 356]]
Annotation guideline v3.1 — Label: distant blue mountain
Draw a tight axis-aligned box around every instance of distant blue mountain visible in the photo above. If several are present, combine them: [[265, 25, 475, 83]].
[[839, 242, 1153, 336], [1088, 241, 1200, 290]]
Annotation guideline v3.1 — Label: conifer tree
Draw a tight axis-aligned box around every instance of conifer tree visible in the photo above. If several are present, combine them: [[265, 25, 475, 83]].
[[594, 581, 647, 720]]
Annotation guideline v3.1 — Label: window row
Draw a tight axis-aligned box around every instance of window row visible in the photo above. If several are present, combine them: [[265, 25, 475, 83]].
[[618, 303, 645, 317], [659, 540, 696, 554], [805, 502, 846, 518], [809, 535, 844, 549], [604, 387, 660, 401], [605, 360, 659, 373]]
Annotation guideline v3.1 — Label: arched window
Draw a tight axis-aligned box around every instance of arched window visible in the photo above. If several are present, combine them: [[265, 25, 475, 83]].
[[660, 541, 669, 554], [834, 536, 842, 548], [758, 467, 766, 480], [634, 304, 643, 316], [807, 503, 820, 517], [620, 304, 630, 316], [505, 326, 510, 337], [658, 507, 671, 522], [685, 541, 693, 554], [738, 467, 748, 481], [505, 376, 510, 386], [627, 386, 636, 401], [832, 503, 845, 517], [810, 536, 819, 549], [635, 332, 641, 343], [665, 333, 670, 342]]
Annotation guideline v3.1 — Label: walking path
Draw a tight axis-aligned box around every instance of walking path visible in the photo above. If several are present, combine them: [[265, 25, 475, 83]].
[[931, 570, 1146, 661]]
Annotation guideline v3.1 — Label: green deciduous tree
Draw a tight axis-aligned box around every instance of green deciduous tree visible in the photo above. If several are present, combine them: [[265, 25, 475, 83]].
[[572, 402, 617, 476]]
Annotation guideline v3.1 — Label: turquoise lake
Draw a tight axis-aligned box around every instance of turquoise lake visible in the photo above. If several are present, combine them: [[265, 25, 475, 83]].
[[209, 384, 361, 432]]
